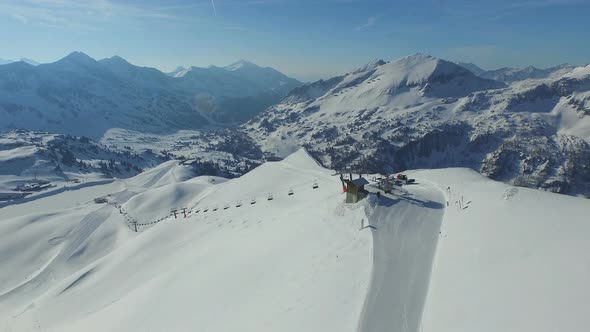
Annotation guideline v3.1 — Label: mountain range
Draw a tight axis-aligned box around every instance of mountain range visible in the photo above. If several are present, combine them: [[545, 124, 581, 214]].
[[457, 61, 578, 82], [244, 54, 590, 197], [0, 53, 301, 137], [1, 51, 589, 197]]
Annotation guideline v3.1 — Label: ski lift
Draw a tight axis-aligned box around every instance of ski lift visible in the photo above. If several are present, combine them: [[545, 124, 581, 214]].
[[267, 193, 274, 201], [250, 198, 256, 205], [288, 188, 294, 196], [312, 180, 319, 189], [236, 200, 242, 207], [223, 203, 229, 210]]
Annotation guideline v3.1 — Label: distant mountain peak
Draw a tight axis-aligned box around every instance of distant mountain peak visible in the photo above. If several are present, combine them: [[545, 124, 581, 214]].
[[225, 60, 259, 71], [59, 51, 96, 65], [456, 62, 486, 76], [166, 66, 188, 77], [352, 59, 386, 74], [406, 52, 433, 59], [20, 58, 40, 66], [0, 57, 40, 66], [383, 54, 476, 85], [109, 55, 129, 63]]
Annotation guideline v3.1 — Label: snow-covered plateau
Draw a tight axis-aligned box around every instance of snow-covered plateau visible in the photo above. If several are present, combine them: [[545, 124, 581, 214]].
[[1, 149, 589, 331]]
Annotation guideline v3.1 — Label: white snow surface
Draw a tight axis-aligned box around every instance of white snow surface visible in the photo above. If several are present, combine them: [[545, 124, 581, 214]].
[[1, 150, 589, 332], [0, 149, 372, 332], [413, 168, 590, 332]]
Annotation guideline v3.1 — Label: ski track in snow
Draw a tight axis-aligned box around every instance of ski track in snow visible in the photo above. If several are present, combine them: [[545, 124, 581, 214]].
[[0, 205, 114, 312], [358, 183, 445, 332]]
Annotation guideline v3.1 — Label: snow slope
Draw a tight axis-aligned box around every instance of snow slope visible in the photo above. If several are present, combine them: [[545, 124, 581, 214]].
[[2, 149, 589, 332], [0, 130, 161, 207], [412, 168, 590, 332], [359, 184, 445, 332], [0, 149, 372, 332]]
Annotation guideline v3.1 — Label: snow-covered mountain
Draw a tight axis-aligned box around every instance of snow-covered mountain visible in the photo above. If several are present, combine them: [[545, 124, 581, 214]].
[[480, 64, 577, 82], [0, 130, 152, 205], [0, 53, 302, 137], [170, 59, 300, 97], [457, 62, 577, 82], [167, 65, 187, 77], [169, 60, 302, 124], [455, 62, 486, 76], [0, 128, 263, 205], [244, 54, 590, 197]]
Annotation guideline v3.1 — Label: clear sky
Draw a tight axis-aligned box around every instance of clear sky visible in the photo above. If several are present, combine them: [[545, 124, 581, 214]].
[[0, 0, 589, 81]]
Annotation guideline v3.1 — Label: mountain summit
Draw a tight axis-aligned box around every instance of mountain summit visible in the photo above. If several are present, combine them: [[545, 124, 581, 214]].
[[282, 54, 504, 106], [224, 59, 258, 71]]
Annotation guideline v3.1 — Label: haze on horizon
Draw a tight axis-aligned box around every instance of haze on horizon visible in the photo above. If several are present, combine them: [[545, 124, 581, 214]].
[[0, 0, 589, 81]]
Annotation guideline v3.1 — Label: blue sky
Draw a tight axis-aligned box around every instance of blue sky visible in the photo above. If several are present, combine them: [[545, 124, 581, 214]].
[[0, 0, 589, 81]]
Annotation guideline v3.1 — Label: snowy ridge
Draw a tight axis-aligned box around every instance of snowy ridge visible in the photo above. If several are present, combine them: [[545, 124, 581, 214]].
[[0, 149, 372, 331], [457, 62, 579, 82]]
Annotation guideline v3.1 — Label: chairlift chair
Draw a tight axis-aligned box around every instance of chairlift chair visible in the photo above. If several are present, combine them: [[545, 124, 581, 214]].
[[288, 188, 294, 196], [213, 206, 218, 211], [312, 181, 319, 189], [223, 204, 229, 210], [267, 193, 274, 201], [236, 200, 242, 207], [250, 198, 256, 205]]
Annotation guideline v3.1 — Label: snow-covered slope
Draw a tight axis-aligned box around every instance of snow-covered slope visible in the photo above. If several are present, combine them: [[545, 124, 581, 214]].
[[0, 130, 161, 206], [1, 149, 588, 331], [455, 62, 486, 76], [0, 149, 372, 331], [413, 168, 590, 332], [244, 54, 590, 197]]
